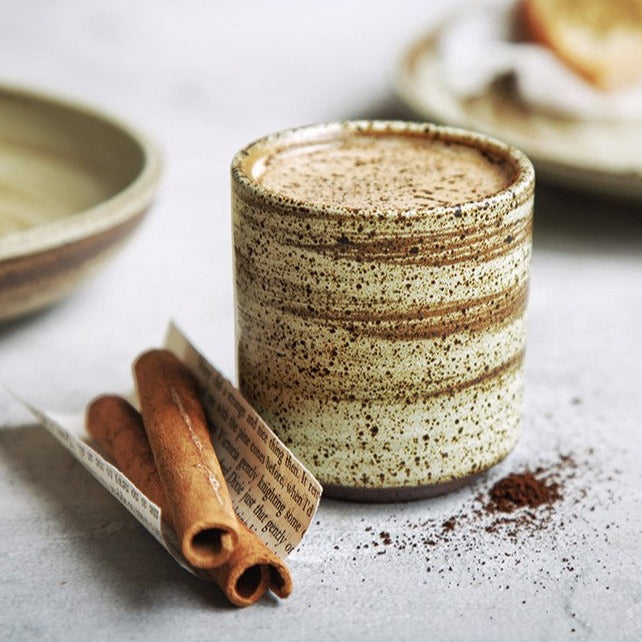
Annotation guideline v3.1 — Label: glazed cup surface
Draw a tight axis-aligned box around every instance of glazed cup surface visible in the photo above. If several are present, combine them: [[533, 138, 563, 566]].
[[231, 121, 535, 501]]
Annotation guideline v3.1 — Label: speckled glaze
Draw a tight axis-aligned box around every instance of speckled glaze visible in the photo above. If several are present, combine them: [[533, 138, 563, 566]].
[[231, 121, 534, 501]]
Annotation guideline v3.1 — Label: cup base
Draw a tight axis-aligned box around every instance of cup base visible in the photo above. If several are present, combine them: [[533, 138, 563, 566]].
[[321, 470, 487, 503]]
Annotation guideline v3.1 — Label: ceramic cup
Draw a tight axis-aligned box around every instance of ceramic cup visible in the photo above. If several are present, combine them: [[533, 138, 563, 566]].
[[231, 121, 535, 501]]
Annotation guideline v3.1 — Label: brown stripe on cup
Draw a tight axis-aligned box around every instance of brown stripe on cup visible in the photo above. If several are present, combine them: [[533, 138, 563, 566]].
[[231, 121, 535, 501]]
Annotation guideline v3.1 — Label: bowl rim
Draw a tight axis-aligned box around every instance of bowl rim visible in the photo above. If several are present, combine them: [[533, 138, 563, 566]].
[[0, 82, 163, 261]]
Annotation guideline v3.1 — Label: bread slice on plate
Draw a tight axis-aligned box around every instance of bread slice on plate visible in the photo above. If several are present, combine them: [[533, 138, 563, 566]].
[[521, 0, 642, 89]]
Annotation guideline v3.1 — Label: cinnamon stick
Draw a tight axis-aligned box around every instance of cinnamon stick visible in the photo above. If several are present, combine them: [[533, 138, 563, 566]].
[[133, 349, 238, 569], [86, 394, 292, 607], [210, 522, 293, 605], [86, 394, 165, 507]]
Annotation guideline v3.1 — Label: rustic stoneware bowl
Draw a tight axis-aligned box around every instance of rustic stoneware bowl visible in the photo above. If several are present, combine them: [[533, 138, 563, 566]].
[[0, 84, 162, 322], [232, 120, 535, 501]]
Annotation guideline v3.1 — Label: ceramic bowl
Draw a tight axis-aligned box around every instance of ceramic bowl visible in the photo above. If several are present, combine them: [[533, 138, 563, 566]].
[[0, 84, 162, 322]]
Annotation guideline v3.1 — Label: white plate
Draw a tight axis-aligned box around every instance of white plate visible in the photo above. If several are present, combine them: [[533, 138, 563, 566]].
[[395, 28, 642, 201]]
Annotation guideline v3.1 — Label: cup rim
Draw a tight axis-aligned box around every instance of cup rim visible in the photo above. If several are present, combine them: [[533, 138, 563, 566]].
[[231, 120, 535, 219]]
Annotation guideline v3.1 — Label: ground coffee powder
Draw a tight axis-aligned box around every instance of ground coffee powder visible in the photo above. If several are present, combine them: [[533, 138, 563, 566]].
[[487, 468, 562, 513]]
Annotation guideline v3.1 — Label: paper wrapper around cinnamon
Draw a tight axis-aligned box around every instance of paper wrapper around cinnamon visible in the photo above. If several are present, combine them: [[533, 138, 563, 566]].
[[86, 394, 292, 607], [133, 349, 239, 569]]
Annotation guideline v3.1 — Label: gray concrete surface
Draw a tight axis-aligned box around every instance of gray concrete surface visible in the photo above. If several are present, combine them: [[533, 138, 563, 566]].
[[1, 1, 641, 639]]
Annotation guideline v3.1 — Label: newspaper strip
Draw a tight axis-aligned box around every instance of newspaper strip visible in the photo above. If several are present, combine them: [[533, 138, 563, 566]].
[[22, 322, 321, 570], [165, 321, 322, 557]]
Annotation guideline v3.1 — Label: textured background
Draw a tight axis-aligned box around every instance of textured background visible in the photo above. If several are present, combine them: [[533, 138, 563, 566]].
[[0, 1, 641, 639]]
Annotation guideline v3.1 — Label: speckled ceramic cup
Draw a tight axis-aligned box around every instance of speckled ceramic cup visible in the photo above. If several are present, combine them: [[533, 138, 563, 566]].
[[231, 121, 534, 501]]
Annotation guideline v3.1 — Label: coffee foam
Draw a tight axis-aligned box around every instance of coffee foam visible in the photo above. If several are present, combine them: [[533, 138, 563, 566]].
[[252, 133, 514, 210]]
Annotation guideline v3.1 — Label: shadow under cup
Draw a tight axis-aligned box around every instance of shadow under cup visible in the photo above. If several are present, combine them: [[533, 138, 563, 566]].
[[231, 121, 535, 501]]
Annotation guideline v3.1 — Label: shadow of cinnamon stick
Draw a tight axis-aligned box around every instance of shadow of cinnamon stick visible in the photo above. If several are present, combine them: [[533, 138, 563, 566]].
[[0, 423, 232, 610]]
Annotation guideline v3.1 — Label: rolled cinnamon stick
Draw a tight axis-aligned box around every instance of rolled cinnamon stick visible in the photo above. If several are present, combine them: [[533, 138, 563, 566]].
[[86, 394, 166, 507], [86, 394, 292, 607], [133, 349, 238, 569], [211, 522, 293, 605]]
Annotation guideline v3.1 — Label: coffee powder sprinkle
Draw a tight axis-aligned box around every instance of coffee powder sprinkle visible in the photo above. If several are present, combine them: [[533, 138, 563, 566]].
[[349, 450, 620, 566], [487, 469, 562, 513]]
